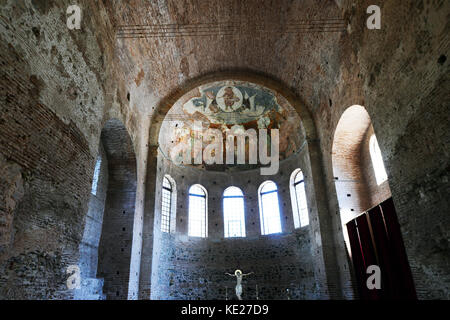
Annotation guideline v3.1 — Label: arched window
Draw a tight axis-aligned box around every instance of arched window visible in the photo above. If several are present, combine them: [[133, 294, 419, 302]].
[[91, 156, 102, 195], [188, 184, 207, 238], [369, 134, 388, 185], [258, 181, 282, 235], [290, 169, 309, 228], [161, 176, 173, 233], [223, 187, 246, 238]]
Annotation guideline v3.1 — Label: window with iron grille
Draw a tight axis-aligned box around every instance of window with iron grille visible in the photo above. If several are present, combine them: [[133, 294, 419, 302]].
[[292, 169, 309, 228], [161, 176, 172, 233]]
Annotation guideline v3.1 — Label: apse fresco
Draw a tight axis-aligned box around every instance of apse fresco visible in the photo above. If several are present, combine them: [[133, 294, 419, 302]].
[[160, 81, 305, 171], [183, 83, 284, 125]]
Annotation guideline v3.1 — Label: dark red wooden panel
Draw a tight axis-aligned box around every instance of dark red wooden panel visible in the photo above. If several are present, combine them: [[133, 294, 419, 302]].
[[380, 198, 417, 299]]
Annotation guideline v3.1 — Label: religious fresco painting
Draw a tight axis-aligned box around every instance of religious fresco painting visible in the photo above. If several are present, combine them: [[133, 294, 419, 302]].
[[160, 81, 305, 171]]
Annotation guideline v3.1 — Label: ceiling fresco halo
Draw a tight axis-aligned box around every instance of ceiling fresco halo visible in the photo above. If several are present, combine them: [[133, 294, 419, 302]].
[[159, 80, 306, 171]]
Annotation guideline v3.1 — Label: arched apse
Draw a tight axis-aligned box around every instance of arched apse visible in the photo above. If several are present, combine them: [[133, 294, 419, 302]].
[[332, 105, 392, 262], [148, 71, 317, 147], [141, 73, 335, 300], [95, 118, 137, 300]]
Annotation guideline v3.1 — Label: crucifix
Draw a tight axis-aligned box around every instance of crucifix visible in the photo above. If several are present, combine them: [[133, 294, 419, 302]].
[[225, 269, 253, 300]]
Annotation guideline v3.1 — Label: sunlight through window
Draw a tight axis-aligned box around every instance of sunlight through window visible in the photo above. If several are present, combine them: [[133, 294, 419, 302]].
[[188, 184, 207, 238], [369, 135, 388, 185], [223, 186, 246, 238], [258, 181, 282, 235]]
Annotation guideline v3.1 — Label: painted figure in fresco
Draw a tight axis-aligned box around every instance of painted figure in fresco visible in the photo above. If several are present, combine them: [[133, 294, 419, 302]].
[[225, 269, 253, 300], [219, 86, 240, 111], [204, 90, 219, 113]]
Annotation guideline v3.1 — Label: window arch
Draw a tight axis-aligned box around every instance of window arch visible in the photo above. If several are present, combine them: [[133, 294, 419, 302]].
[[290, 169, 309, 228], [223, 186, 246, 238], [369, 134, 388, 185], [258, 181, 282, 235], [188, 184, 207, 238], [161, 176, 175, 233]]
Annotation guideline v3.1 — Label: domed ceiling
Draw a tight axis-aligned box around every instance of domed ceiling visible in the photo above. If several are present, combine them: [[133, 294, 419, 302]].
[[159, 80, 305, 171]]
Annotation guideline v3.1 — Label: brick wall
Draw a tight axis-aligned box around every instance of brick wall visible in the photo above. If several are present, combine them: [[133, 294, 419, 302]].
[[0, 0, 120, 299], [0, 40, 96, 298]]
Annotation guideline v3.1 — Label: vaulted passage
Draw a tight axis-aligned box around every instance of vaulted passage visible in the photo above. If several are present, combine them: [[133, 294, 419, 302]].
[[0, 0, 448, 301], [75, 119, 138, 299], [332, 105, 391, 245], [96, 119, 137, 300], [332, 105, 415, 299]]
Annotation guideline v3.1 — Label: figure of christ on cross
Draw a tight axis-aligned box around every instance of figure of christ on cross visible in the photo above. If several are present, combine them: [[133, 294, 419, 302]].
[[225, 269, 254, 300]]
